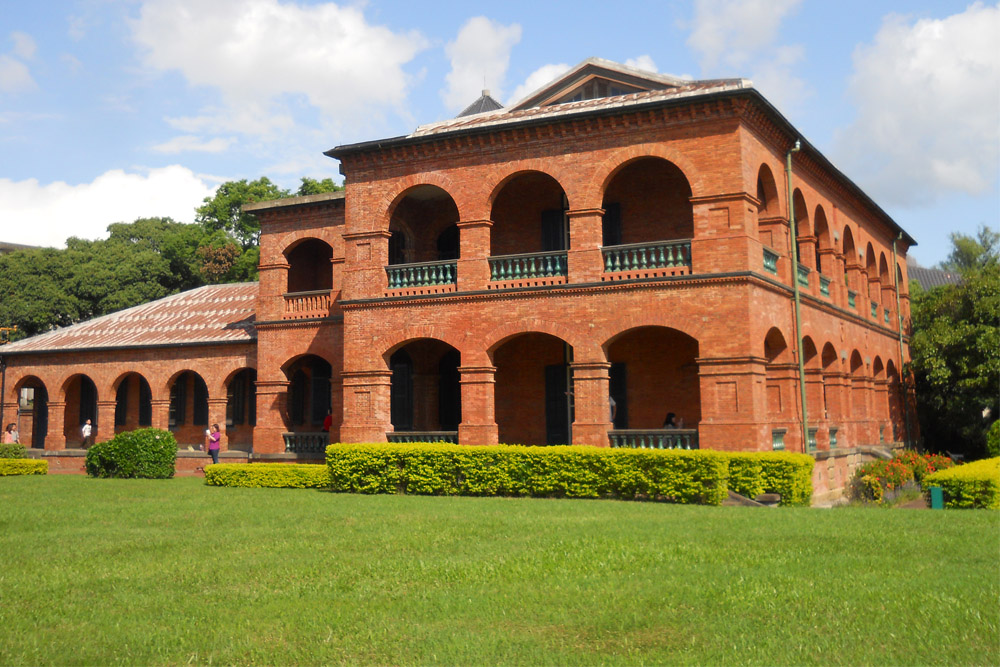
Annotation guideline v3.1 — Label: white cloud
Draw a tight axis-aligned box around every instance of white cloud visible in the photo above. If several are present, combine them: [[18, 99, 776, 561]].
[[152, 135, 235, 154], [131, 0, 427, 136], [11, 32, 36, 60], [508, 63, 570, 106], [442, 17, 521, 111], [834, 3, 1000, 206], [0, 166, 217, 247], [625, 55, 658, 73], [686, 0, 805, 109], [0, 54, 34, 93]]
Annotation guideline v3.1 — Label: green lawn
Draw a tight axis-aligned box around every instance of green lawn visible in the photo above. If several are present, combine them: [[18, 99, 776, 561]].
[[1, 476, 996, 666]]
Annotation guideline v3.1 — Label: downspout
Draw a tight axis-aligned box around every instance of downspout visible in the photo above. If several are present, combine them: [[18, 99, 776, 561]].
[[786, 140, 809, 452], [0, 353, 6, 433], [891, 233, 912, 447]]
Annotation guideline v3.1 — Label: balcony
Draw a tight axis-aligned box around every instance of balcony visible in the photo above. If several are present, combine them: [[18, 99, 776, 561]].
[[283, 290, 332, 319], [386, 431, 458, 444], [386, 260, 457, 293], [608, 429, 699, 450], [602, 240, 692, 279], [282, 432, 329, 454], [762, 247, 779, 275], [488, 250, 568, 288]]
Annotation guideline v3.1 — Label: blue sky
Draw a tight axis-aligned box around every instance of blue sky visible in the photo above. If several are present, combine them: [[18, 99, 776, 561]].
[[1, 0, 997, 267]]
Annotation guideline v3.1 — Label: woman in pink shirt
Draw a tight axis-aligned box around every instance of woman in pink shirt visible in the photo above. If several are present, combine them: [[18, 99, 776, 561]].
[[207, 424, 221, 465]]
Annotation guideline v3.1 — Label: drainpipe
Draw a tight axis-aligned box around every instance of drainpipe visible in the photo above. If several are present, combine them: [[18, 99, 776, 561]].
[[0, 353, 6, 432], [891, 233, 912, 447], [786, 140, 809, 452]]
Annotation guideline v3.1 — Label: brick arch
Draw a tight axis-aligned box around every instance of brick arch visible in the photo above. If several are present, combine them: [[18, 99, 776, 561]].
[[756, 162, 785, 219], [378, 327, 469, 366], [763, 326, 791, 364], [484, 162, 575, 212], [58, 371, 98, 400], [271, 230, 337, 265], [372, 173, 467, 232], [484, 318, 581, 359], [591, 144, 705, 206], [279, 353, 335, 377], [108, 370, 154, 397], [821, 342, 839, 370], [8, 373, 48, 405], [161, 368, 210, 398], [597, 313, 702, 355]]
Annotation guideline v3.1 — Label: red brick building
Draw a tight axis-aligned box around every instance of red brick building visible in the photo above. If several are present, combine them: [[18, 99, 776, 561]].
[[0, 59, 915, 486]]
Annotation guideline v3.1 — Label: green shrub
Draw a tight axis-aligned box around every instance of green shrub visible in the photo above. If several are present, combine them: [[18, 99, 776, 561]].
[[891, 450, 954, 484], [923, 458, 1000, 509], [326, 443, 729, 505], [987, 421, 1000, 459], [725, 452, 814, 506], [204, 463, 331, 488], [84, 428, 177, 479], [0, 442, 27, 459], [0, 459, 47, 475]]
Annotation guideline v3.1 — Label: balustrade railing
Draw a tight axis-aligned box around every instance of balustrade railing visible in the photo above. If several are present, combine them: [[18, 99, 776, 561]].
[[602, 240, 692, 273], [797, 263, 810, 287], [489, 251, 567, 281], [828, 427, 839, 449], [386, 431, 458, 444], [848, 290, 857, 308], [807, 427, 818, 452], [284, 290, 332, 317], [871, 301, 878, 318], [819, 275, 831, 297], [884, 309, 890, 325], [282, 432, 329, 454], [762, 248, 779, 274], [386, 260, 457, 289], [608, 429, 698, 450]]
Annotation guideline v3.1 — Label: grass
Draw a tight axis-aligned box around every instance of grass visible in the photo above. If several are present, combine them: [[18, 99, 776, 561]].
[[0, 476, 997, 666]]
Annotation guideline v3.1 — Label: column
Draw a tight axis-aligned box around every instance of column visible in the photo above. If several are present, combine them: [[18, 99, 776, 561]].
[[96, 400, 117, 444], [456, 220, 492, 291], [151, 399, 171, 431], [804, 369, 826, 449], [766, 362, 801, 451], [340, 370, 392, 443], [845, 262, 862, 312], [45, 401, 66, 450], [570, 361, 612, 448], [342, 230, 391, 301], [252, 380, 289, 454], [697, 356, 770, 451], [256, 261, 289, 321], [457, 365, 498, 446], [690, 193, 761, 274], [208, 398, 228, 451], [566, 208, 604, 284]]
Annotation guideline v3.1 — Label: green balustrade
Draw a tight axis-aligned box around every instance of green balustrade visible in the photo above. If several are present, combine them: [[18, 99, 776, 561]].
[[797, 263, 810, 287], [489, 251, 567, 280], [771, 429, 786, 451], [871, 301, 878, 318], [820, 275, 831, 297], [848, 290, 857, 308], [386, 431, 458, 444], [829, 427, 838, 449], [884, 309, 890, 324], [608, 429, 699, 450], [807, 427, 818, 452], [386, 260, 457, 289], [282, 432, 328, 454], [762, 247, 779, 274], [602, 240, 692, 273]]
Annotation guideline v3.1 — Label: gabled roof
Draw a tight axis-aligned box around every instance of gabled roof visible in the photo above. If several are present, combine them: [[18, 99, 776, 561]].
[[909, 266, 962, 289], [1, 283, 258, 355], [508, 57, 688, 111], [458, 89, 504, 117]]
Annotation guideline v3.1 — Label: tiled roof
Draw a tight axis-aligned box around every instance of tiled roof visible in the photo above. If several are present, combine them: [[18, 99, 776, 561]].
[[458, 90, 505, 117], [1, 283, 257, 354], [909, 266, 962, 289]]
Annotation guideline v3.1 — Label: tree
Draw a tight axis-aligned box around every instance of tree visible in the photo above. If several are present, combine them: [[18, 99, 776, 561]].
[[940, 225, 999, 273], [909, 230, 1000, 458], [296, 177, 342, 196], [0, 247, 82, 339], [195, 177, 289, 250]]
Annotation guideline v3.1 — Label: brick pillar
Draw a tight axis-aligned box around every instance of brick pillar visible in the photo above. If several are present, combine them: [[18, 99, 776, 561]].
[[881, 284, 896, 324], [846, 262, 862, 313], [690, 193, 761, 274], [868, 275, 882, 312], [566, 208, 604, 284], [253, 380, 289, 454], [697, 356, 770, 451], [340, 370, 391, 443], [458, 365, 498, 445], [797, 235, 817, 270], [208, 398, 228, 451], [764, 362, 799, 451], [96, 400, 116, 444], [570, 360, 612, 447], [456, 220, 492, 292], [818, 248, 838, 300], [342, 230, 391, 300], [804, 369, 826, 449], [45, 401, 66, 450], [257, 261, 289, 321], [151, 399, 171, 431]]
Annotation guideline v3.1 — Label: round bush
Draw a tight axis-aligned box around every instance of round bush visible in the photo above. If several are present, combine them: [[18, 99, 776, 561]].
[[85, 428, 178, 479], [0, 442, 27, 459]]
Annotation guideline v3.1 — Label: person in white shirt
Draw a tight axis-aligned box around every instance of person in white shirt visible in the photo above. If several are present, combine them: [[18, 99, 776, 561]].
[[81, 419, 92, 447]]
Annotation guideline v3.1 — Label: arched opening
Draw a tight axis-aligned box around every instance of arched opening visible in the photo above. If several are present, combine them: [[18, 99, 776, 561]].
[[285, 239, 333, 293], [872, 356, 887, 442], [13, 377, 48, 449], [865, 244, 878, 308], [491, 172, 568, 258], [63, 374, 97, 447], [387, 340, 461, 440], [792, 189, 811, 270], [849, 351, 867, 427], [284, 356, 332, 431], [606, 326, 700, 434], [114, 372, 152, 434], [842, 226, 858, 293], [389, 185, 460, 265], [226, 368, 257, 451], [801, 337, 822, 447], [493, 332, 572, 446], [169, 370, 209, 446], [764, 328, 791, 418], [821, 343, 840, 443], [814, 205, 831, 276], [602, 157, 694, 248], [886, 361, 903, 442], [756, 164, 780, 218]]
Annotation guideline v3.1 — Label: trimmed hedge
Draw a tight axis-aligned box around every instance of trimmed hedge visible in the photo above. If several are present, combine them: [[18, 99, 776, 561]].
[[326, 443, 729, 505], [0, 459, 47, 476], [204, 463, 331, 488], [0, 443, 27, 459], [923, 458, 1000, 510], [85, 428, 177, 479], [725, 452, 815, 506]]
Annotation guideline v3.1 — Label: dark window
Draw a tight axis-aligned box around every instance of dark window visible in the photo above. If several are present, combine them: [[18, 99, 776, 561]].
[[438, 349, 461, 430], [138, 378, 152, 426], [389, 231, 408, 265], [169, 379, 186, 426], [115, 377, 129, 427], [311, 365, 331, 425], [192, 375, 209, 426], [610, 362, 628, 429], [79, 377, 97, 426], [290, 370, 307, 426], [541, 209, 566, 252], [544, 364, 570, 445], [390, 349, 414, 431], [602, 202, 622, 247], [437, 225, 459, 261]]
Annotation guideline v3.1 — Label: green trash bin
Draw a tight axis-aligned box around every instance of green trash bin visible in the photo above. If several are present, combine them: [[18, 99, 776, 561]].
[[929, 486, 944, 510]]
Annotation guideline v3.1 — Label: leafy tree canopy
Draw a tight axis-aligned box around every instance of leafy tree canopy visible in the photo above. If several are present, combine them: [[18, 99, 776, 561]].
[[195, 177, 288, 251], [909, 226, 999, 458]]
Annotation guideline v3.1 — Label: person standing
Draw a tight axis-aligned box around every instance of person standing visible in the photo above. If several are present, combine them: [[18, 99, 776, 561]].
[[207, 424, 222, 465], [2, 423, 18, 444], [81, 419, 92, 448]]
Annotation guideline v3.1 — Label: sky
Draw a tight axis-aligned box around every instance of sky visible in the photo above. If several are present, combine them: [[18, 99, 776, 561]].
[[1, 0, 997, 268]]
